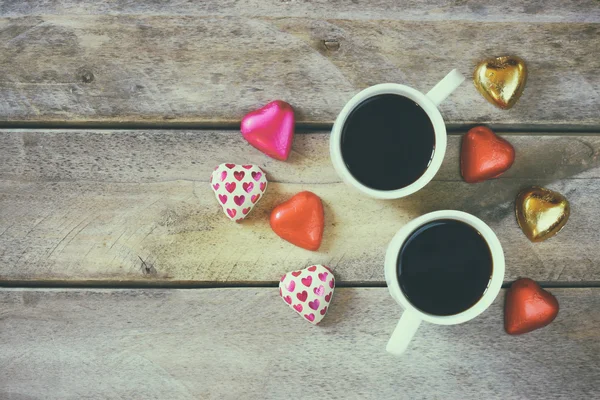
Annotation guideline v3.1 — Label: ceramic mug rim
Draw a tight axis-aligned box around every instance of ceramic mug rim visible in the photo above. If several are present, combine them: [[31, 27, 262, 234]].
[[330, 83, 447, 199], [384, 210, 505, 325]]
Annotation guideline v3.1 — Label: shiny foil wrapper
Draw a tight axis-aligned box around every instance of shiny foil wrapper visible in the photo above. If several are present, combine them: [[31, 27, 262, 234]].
[[460, 126, 515, 183], [515, 186, 570, 242], [505, 278, 559, 335], [473, 56, 527, 109]]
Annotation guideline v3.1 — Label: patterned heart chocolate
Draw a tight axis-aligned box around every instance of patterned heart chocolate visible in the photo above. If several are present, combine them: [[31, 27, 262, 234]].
[[241, 100, 295, 161], [210, 163, 268, 222], [280, 264, 335, 325]]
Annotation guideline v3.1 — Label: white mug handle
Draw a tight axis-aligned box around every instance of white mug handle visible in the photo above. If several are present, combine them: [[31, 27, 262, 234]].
[[426, 69, 465, 106], [386, 309, 422, 355]]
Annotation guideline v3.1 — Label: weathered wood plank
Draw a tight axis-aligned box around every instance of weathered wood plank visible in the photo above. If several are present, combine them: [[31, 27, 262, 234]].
[[1, 130, 600, 283], [0, 15, 598, 126], [3, 130, 600, 183], [2, 1, 598, 22], [1, 288, 598, 400]]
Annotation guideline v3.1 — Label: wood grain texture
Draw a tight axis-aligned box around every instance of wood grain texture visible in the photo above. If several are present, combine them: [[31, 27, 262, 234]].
[[1, 288, 599, 400], [2, 130, 600, 283], [2, 1, 598, 22], [0, 13, 598, 126]]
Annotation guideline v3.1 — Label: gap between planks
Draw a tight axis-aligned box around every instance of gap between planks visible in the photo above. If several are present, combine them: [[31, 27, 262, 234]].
[[1, 122, 600, 134], [2, 280, 600, 289]]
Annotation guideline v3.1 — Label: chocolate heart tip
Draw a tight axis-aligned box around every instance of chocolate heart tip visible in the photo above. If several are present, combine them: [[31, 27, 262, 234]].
[[304, 244, 321, 251], [505, 308, 559, 335]]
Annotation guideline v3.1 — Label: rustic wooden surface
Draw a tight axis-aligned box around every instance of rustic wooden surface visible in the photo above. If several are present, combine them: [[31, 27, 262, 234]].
[[1, 288, 598, 400], [2, 131, 600, 283], [0, 11, 598, 126], [3, 0, 598, 20], [1, 2, 599, 398]]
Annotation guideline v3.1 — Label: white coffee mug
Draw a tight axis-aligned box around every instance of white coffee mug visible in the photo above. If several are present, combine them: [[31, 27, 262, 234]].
[[330, 69, 465, 199], [384, 210, 505, 355]]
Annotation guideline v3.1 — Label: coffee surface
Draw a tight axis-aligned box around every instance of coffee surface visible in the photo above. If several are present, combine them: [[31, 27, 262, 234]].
[[397, 219, 493, 316], [340, 94, 435, 191]]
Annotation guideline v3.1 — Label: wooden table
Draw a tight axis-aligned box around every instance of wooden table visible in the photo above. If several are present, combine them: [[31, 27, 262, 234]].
[[1, 2, 599, 399]]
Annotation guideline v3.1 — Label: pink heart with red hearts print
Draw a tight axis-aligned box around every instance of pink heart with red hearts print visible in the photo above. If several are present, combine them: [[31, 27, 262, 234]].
[[233, 171, 245, 181], [242, 182, 254, 193], [313, 285, 325, 296], [279, 264, 335, 325], [301, 276, 312, 287], [211, 163, 268, 222], [296, 291, 308, 302], [225, 182, 236, 193], [241, 100, 295, 161]]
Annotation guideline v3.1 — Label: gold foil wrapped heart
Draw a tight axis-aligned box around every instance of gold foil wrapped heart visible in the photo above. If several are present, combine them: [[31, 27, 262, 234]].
[[515, 186, 570, 242], [473, 56, 527, 109]]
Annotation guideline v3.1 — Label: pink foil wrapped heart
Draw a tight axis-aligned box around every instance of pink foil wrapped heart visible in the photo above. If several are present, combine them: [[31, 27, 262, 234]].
[[210, 163, 268, 222], [279, 264, 335, 325], [241, 100, 295, 161]]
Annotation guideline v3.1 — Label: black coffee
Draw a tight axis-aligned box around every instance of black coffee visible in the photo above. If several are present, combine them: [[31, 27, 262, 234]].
[[397, 219, 492, 316], [340, 94, 435, 191]]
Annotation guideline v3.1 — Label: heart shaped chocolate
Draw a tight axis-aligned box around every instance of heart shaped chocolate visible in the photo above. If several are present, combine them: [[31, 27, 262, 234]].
[[515, 186, 570, 242], [473, 56, 527, 109], [505, 278, 559, 335], [241, 100, 295, 161], [210, 163, 268, 222], [461, 126, 515, 183], [280, 264, 335, 325], [270, 191, 324, 251]]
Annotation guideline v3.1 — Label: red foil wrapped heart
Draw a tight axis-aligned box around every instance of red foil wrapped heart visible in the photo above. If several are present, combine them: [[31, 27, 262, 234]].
[[505, 278, 559, 335], [270, 191, 324, 251], [460, 126, 515, 183]]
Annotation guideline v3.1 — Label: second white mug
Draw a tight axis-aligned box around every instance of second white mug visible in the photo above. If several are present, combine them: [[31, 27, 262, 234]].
[[384, 210, 505, 355]]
